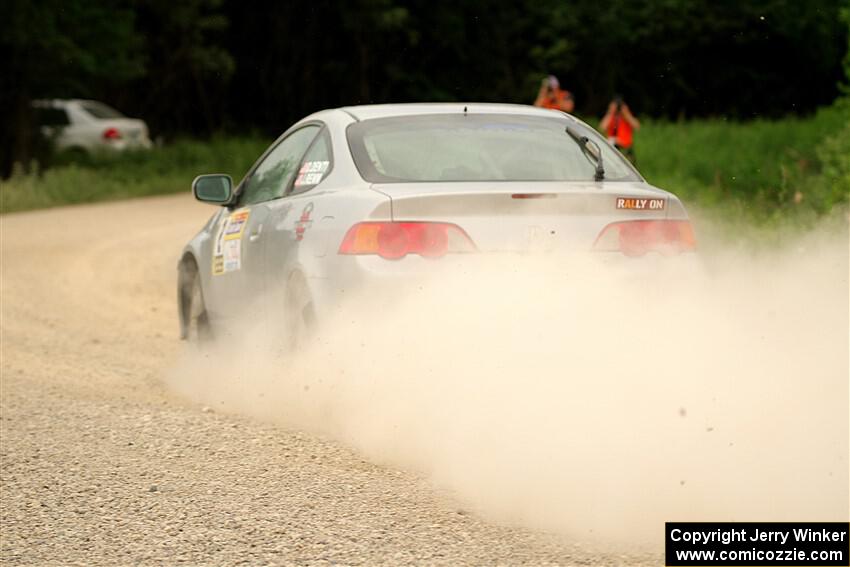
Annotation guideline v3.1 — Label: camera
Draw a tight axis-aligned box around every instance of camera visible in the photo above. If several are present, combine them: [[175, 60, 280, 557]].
[[613, 95, 624, 111]]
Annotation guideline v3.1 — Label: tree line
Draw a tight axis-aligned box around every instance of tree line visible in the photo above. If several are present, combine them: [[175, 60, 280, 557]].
[[1, 0, 848, 177]]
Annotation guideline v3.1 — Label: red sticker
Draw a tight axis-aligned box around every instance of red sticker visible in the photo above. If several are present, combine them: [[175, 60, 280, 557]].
[[294, 202, 314, 241]]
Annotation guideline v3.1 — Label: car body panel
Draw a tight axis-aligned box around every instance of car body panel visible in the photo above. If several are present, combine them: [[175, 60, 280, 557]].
[[373, 181, 679, 253], [178, 103, 697, 339]]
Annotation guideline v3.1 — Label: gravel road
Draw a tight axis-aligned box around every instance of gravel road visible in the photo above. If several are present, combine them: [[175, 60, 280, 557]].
[[0, 195, 650, 566]]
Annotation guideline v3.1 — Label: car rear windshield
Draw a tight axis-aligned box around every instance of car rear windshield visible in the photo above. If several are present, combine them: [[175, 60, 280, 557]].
[[80, 101, 125, 119], [346, 114, 640, 183]]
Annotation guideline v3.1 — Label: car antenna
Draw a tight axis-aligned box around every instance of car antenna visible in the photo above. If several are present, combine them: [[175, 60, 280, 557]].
[[463, 105, 468, 115]]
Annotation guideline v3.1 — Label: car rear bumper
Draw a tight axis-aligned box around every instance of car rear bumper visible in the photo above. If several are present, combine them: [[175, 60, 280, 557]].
[[102, 137, 153, 151], [306, 251, 704, 323]]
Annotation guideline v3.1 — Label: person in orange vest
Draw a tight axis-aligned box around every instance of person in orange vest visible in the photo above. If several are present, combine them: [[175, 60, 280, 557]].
[[600, 95, 640, 163], [533, 75, 575, 113]]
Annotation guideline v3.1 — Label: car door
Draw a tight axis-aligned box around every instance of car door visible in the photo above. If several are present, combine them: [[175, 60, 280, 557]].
[[33, 104, 72, 152], [206, 124, 321, 327], [260, 127, 334, 332]]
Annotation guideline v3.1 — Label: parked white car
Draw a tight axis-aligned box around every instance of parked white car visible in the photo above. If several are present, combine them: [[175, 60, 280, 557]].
[[32, 99, 153, 155]]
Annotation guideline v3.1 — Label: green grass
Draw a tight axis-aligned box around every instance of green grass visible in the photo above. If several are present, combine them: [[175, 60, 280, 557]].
[[637, 104, 850, 224], [0, 136, 269, 213], [2, 104, 849, 226]]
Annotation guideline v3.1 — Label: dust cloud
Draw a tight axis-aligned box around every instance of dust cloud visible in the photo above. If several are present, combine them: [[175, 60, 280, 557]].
[[168, 217, 849, 548]]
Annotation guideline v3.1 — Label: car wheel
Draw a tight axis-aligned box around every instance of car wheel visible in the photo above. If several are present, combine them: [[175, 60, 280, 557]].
[[58, 146, 90, 165], [183, 266, 213, 345], [284, 272, 314, 352]]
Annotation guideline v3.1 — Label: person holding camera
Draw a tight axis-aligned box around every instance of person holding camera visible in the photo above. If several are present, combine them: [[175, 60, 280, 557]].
[[600, 95, 640, 163], [533, 75, 575, 113]]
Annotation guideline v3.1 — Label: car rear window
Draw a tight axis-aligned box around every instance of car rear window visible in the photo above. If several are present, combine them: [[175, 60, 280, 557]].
[[80, 102, 125, 119], [346, 114, 640, 183]]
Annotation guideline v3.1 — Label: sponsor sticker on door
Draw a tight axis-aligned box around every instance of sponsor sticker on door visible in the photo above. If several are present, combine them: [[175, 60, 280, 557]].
[[212, 209, 250, 275]]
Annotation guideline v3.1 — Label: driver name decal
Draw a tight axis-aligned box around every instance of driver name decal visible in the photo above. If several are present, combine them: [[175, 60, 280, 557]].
[[616, 197, 665, 210], [294, 161, 329, 187], [212, 209, 250, 275]]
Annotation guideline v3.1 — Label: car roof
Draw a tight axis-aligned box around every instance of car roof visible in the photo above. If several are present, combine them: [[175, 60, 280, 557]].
[[31, 99, 103, 108], [338, 102, 571, 121]]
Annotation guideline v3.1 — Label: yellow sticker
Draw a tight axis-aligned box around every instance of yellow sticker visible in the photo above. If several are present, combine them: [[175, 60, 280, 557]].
[[212, 209, 251, 275]]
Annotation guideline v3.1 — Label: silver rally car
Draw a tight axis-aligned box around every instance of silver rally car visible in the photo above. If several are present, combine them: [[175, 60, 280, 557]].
[[178, 103, 696, 343]]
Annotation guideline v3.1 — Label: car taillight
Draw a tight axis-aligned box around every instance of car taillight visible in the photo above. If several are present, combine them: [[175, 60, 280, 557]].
[[594, 220, 696, 257], [102, 127, 122, 140], [338, 222, 476, 259]]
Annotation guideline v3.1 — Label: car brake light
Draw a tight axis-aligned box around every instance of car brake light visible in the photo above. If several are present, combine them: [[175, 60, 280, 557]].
[[102, 127, 122, 140], [594, 220, 696, 257], [338, 222, 476, 259]]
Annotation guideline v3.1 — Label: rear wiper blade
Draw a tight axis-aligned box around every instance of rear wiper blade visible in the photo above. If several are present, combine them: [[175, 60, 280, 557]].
[[565, 125, 605, 181]]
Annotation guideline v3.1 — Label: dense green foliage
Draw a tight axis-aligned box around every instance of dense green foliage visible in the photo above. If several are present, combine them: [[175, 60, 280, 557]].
[[0, 0, 145, 173], [2, 1, 848, 176], [2, 2, 848, 224], [638, 104, 850, 222]]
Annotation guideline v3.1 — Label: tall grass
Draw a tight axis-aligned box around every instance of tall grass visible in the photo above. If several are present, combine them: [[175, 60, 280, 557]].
[[637, 104, 850, 223]]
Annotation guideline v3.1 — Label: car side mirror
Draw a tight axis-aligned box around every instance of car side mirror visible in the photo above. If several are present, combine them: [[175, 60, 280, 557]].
[[192, 174, 233, 205]]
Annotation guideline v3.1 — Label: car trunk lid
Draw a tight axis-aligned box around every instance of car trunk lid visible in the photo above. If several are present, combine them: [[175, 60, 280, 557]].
[[100, 118, 148, 143], [371, 181, 684, 253]]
